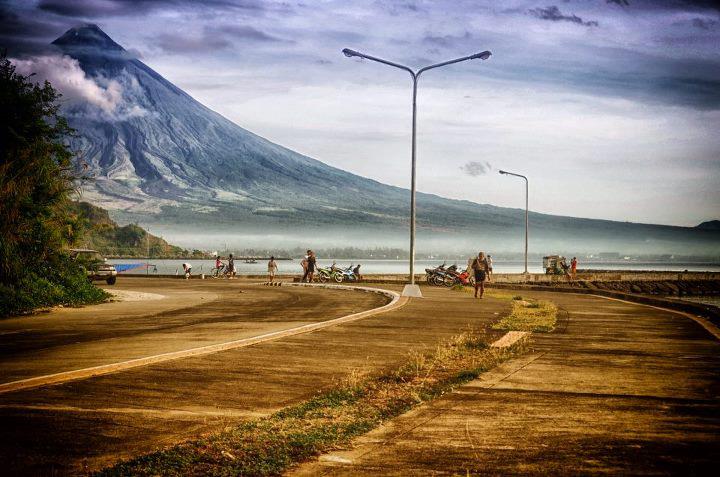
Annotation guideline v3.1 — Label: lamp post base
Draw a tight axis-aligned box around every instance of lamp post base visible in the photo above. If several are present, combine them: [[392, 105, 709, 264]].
[[401, 284, 423, 298]]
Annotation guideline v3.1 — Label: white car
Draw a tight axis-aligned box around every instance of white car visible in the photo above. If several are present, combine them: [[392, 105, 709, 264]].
[[69, 249, 118, 285]]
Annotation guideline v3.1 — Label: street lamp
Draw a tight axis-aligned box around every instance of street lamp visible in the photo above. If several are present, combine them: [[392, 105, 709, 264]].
[[499, 170, 529, 275], [342, 48, 492, 297]]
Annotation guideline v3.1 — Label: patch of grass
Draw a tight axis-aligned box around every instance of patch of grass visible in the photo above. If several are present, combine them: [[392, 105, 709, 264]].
[[512, 295, 523, 300], [492, 298, 557, 332], [99, 331, 528, 477]]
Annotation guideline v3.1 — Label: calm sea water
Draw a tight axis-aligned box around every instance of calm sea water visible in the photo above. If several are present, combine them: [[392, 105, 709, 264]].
[[109, 258, 720, 276]]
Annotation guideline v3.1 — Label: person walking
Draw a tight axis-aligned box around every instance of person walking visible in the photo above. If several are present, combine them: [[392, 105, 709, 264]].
[[571, 256, 578, 280], [487, 254, 494, 282], [227, 253, 235, 279], [306, 250, 317, 283], [301, 250, 310, 282], [182, 262, 192, 279], [471, 252, 489, 299], [267, 256, 278, 283]]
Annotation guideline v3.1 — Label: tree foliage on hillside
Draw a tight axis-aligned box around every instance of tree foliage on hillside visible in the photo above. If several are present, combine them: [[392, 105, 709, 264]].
[[0, 55, 107, 316], [68, 201, 187, 257]]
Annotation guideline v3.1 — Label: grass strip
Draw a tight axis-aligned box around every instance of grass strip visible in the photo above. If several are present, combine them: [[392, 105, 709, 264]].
[[492, 297, 558, 332], [454, 287, 558, 332], [99, 330, 528, 477]]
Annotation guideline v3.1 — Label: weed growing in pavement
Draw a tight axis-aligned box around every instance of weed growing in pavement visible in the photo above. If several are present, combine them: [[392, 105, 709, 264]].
[[456, 286, 557, 333], [98, 331, 529, 477], [493, 298, 557, 332]]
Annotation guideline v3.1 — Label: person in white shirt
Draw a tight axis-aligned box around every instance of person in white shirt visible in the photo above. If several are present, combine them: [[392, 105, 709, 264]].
[[268, 256, 278, 283], [486, 255, 493, 282], [182, 263, 192, 279]]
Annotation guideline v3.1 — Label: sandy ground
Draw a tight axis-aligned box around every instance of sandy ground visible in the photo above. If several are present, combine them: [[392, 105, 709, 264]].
[[108, 289, 166, 301]]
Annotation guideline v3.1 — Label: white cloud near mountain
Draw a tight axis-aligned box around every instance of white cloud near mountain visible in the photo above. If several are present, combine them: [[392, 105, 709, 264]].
[[11, 54, 148, 121]]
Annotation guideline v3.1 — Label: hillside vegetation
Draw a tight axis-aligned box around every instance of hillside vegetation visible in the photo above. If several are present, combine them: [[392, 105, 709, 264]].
[[68, 201, 190, 258]]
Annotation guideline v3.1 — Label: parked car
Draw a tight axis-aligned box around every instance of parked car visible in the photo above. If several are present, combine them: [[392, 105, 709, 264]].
[[69, 249, 117, 285]]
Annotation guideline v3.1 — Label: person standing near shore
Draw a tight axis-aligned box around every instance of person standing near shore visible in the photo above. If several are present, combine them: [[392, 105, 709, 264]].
[[301, 251, 310, 282], [268, 256, 278, 283], [487, 254, 494, 282], [227, 253, 235, 279], [306, 250, 317, 283], [571, 257, 578, 279], [471, 252, 489, 299]]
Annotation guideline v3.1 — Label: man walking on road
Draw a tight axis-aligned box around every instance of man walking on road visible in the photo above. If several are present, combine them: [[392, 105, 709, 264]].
[[471, 252, 489, 299], [268, 256, 278, 283]]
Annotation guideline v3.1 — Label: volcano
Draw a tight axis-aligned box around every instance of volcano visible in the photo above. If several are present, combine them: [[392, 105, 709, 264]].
[[38, 25, 719, 253]]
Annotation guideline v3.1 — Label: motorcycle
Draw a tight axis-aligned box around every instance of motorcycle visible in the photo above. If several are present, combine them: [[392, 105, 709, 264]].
[[317, 265, 343, 283]]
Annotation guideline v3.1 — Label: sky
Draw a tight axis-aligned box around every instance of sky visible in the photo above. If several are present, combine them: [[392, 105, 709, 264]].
[[2, 0, 719, 227]]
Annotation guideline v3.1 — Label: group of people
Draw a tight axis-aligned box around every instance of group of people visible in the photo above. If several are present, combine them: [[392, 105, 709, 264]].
[[213, 254, 237, 278], [468, 252, 494, 299]]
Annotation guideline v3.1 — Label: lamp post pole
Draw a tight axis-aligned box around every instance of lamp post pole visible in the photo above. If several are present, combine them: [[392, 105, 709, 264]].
[[342, 48, 491, 296], [499, 170, 529, 274]]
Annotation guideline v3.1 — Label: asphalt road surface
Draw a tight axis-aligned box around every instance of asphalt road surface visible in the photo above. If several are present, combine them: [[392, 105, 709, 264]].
[[0, 278, 509, 475]]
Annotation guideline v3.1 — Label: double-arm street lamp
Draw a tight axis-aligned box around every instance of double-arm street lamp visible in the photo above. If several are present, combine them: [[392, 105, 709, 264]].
[[498, 170, 529, 274], [342, 48, 492, 297]]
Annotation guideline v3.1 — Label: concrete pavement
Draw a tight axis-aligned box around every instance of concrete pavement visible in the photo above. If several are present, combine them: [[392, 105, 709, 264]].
[[0, 279, 510, 475], [294, 292, 720, 476]]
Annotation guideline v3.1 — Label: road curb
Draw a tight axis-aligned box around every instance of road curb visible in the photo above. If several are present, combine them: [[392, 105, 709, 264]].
[[0, 285, 408, 395]]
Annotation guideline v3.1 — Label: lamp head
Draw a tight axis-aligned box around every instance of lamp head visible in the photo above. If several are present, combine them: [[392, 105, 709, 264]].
[[342, 48, 360, 58], [499, 170, 507, 175], [471, 51, 492, 60]]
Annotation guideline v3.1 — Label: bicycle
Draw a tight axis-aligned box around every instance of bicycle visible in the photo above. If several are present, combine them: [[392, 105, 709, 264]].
[[211, 265, 229, 279]]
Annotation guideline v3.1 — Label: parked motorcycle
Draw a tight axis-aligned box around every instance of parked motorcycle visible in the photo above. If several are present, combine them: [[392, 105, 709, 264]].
[[317, 265, 343, 283]]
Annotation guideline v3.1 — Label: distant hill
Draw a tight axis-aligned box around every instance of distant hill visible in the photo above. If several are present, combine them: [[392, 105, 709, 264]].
[[69, 201, 191, 258], [39, 25, 720, 255], [696, 220, 720, 231]]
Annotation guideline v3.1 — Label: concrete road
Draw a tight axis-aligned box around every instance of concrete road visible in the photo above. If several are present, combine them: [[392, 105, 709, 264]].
[[295, 292, 720, 476], [0, 280, 509, 476]]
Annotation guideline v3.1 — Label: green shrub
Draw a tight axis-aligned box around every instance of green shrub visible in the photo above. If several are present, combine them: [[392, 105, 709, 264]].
[[0, 255, 109, 317]]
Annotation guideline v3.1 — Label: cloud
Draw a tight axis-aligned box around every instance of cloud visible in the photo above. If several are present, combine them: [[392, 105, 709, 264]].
[[154, 24, 287, 54], [215, 25, 286, 42], [606, 0, 630, 6], [0, 3, 65, 55], [528, 6, 599, 27], [37, 0, 264, 17], [11, 54, 148, 121], [155, 32, 231, 54], [692, 17, 718, 29], [460, 161, 492, 177], [422, 31, 472, 48]]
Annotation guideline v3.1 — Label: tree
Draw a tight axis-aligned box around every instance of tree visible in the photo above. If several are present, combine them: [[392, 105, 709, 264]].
[[0, 54, 106, 316]]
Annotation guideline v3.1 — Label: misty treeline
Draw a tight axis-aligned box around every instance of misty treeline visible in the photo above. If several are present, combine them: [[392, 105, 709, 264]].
[[0, 56, 107, 316]]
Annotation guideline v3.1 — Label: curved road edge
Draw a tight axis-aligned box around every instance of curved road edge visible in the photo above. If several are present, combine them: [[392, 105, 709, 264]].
[[0, 286, 408, 395]]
